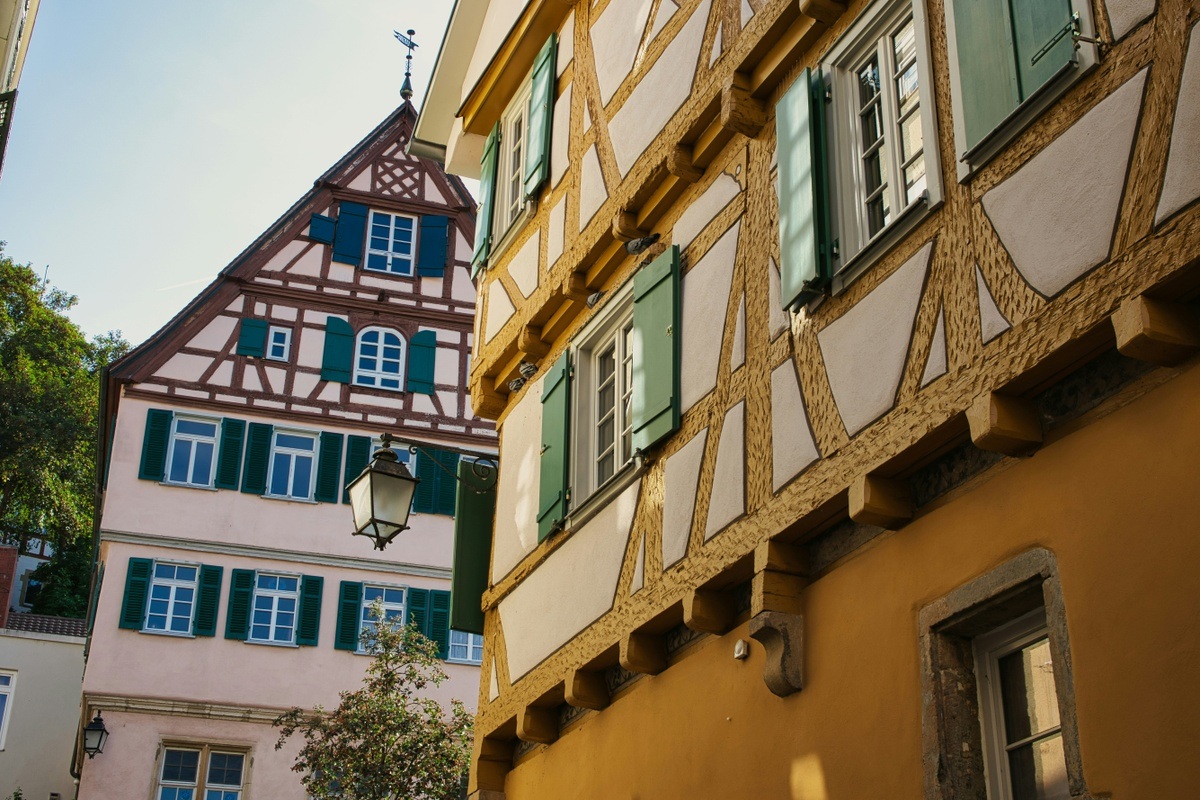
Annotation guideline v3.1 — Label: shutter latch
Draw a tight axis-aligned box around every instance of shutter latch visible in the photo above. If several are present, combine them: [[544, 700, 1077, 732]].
[[1031, 13, 1105, 67]]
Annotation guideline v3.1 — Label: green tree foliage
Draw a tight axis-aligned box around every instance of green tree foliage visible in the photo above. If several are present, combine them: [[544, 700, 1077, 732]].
[[274, 605, 474, 800]]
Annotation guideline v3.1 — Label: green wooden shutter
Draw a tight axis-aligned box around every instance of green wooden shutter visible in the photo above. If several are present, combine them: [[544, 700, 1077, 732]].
[[435, 450, 461, 516], [406, 330, 437, 394], [214, 418, 246, 490], [321, 317, 354, 383], [524, 34, 558, 199], [314, 432, 345, 503], [236, 318, 268, 357], [309, 213, 336, 244], [416, 215, 450, 277], [408, 587, 430, 639], [335, 581, 364, 651], [451, 460, 496, 635], [952, 0, 1020, 149], [632, 245, 681, 454], [1012, 0, 1075, 99], [471, 123, 501, 277], [778, 67, 831, 308], [430, 589, 452, 659], [413, 448, 437, 514], [138, 409, 173, 481], [538, 352, 571, 541], [332, 201, 369, 266], [343, 435, 373, 504], [297, 575, 324, 646], [225, 569, 255, 640], [240, 423, 273, 494], [118, 557, 153, 630], [193, 565, 223, 637]]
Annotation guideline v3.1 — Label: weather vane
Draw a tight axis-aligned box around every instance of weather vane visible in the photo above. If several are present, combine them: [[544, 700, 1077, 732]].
[[394, 28, 418, 100]]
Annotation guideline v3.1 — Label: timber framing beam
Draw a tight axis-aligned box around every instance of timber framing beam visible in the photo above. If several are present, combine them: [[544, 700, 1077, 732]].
[[1112, 295, 1200, 365]]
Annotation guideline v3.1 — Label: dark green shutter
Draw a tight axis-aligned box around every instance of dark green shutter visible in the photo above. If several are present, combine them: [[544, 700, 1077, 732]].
[[332, 201, 369, 266], [214, 418, 246, 490], [406, 330, 437, 394], [118, 557, 153, 630], [343, 435, 373, 504], [953, 0, 1020, 149], [632, 246, 681, 454], [309, 213, 336, 244], [435, 450, 460, 516], [524, 34, 557, 199], [236, 318, 268, 357], [321, 317, 354, 383], [471, 123, 501, 277], [314, 432, 345, 503], [538, 352, 571, 541], [430, 589, 452, 659], [416, 215, 450, 277], [335, 581, 364, 651], [225, 569, 255, 640], [1012, 0, 1075, 100], [297, 575, 324, 646], [778, 67, 830, 308], [408, 587, 430, 639], [240, 423, 273, 494], [138, 409, 173, 481], [451, 460, 496, 634], [193, 565, 223, 637], [413, 448, 437, 514]]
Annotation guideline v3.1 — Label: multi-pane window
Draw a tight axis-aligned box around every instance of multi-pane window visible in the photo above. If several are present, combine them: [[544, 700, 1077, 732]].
[[157, 746, 245, 800], [266, 325, 291, 361], [0, 672, 14, 749], [359, 585, 406, 652], [166, 417, 219, 487], [145, 563, 198, 634], [267, 431, 317, 500], [250, 573, 300, 644], [365, 211, 417, 275], [497, 81, 533, 237], [449, 630, 484, 664], [354, 328, 406, 390]]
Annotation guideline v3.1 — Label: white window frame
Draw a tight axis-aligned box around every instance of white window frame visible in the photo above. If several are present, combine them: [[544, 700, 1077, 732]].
[[364, 209, 419, 276], [353, 326, 407, 392], [265, 429, 318, 501], [266, 325, 292, 362], [144, 561, 200, 636], [448, 630, 484, 664], [249, 572, 301, 645], [358, 584, 407, 654], [0, 671, 15, 750], [156, 744, 247, 800], [822, 0, 943, 290], [496, 78, 534, 241], [164, 415, 220, 488]]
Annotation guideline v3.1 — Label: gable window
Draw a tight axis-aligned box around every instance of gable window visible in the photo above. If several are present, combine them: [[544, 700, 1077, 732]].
[[0, 672, 14, 750], [145, 562, 198, 634], [365, 210, 418, 276], [266, 325, 291, 361], [354, 327, 406, 390], [157, 745, 246, 800], [358, 584, 406, 652], [449, 630, 484, 664], [166, 416, 219, 488], [267, 430, 317, 500], [250, 573, 300, 644]]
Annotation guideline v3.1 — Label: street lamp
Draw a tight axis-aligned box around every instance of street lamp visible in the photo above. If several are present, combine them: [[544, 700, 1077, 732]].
[[82, 711, 109, 758], [346, 434, 421, 551]]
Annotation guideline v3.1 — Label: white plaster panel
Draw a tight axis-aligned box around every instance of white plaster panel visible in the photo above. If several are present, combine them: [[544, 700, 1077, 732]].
[[609, 0, 711, 176], [578, 144, 607, 231], [547, 196, 567, 268], [708, 22, 722, 68], [675, 172, 742, 251], [630, 534, 645, 594], [174, 388, 208, 399], [270, 306, 297, 322], [140, 384, 168, 393], [253, 399, 285, 410], [412, 394, 438, 415], [209, 360, 233, 388], [254, 302, 267, 315], [265, 239, 306, 273], [681, 221, 740, 412], [290, 247, 324, 280], [649, 0, 678, 41], [550, 83, 572, 190], [1157, 25, 1200, 225], [771, 361, 821, 491], [493, 378, 543, 581], [818, 242, 931, 436], [186, 315, 237, 352], [328, 263, 356, 283], [263, 366, 286, 394], [452, 266, 476, 303], [424, 174, 447, 204], [347, 168, 372, 192], [225, 297, 244, 313], [705, 402, 744, 539], [509, 229, 541, 298], [297, 329, 324, 369], [730, 293, 745, 372], [243, 368, 262, 393], [591, 0, 655, 106], [983, 69, 1146, 297], [437, 390, 459, 417], [977, 266, 1011, 343], [489, 662, 500, 700], [153, 353, 212, 382], [484, 281, 516, 343], [318, 383, 341, 403], [435, 349, 460, 386], [741, 0, 754, 27], [768, 256, 789, 340], [583, 101, 592, 138], [558, 12, 575, 77], [662, 428, 707, 568], [1106, 0, 1156, 39], [921, 309, 948, 387], [498, 479, 639, 680]]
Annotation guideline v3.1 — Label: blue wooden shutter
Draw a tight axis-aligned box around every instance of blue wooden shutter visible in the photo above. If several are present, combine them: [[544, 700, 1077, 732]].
[[412, 448, 437, 514], [332, 201, 369, 266], [406, 330, 437, 394], [451, 460, 496, 634], [342, 435, 373, 504], [778, 67, 831, 308], [430, 589, 452, 659], [296, 575, 324, 646], [335, 581, 364, 651], [632, 246, 681, 454], [236, 318, 268, 357], [118, 557, 153, 630], [524, 34, 558, 199], [435, 450, 460, 516], [309, 213, 336, 244], [240, 423, 274, 494], [225, 569, 255, 640], [193, 565, 223, 637], [321, 317, 354, 383], [214, 418, 245, 490], [407, 587, 430, 639], [416, 216, 450, 277], [538, 353, 571, 541], [314, 431, 344, 504], [138, 409, 173, 481], [471, 123, 501, 276]]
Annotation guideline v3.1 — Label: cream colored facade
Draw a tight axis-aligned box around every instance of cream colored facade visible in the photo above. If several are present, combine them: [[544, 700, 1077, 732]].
[[417, 0, 1200, 797]]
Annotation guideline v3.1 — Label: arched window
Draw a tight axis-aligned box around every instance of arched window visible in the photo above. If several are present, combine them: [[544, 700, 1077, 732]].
[[353, 327, 405, 390]]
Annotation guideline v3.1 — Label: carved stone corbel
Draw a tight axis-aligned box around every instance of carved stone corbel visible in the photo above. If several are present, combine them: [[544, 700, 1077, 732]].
[[748, 610, 805, 697]]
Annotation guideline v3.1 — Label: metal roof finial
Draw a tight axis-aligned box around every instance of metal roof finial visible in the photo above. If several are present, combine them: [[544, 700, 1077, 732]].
[[394, 28, 418, 100]]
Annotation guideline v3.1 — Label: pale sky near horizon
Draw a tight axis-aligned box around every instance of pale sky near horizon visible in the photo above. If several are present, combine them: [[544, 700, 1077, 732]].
[[0, 0, 459, 347]]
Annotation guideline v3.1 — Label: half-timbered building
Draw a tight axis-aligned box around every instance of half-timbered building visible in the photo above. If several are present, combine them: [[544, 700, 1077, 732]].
[[76, 101, 494, 799]]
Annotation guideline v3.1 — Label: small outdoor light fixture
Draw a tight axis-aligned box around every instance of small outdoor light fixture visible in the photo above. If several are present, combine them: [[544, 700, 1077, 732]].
[[82, 710, 110, 758], [346, 434, 421, 551]]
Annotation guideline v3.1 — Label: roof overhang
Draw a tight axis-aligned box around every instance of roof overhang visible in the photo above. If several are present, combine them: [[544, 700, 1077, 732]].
[[410, 0, 490, 164]]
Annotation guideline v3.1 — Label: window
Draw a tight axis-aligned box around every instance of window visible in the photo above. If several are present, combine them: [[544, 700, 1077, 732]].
[[944, 0, 1099, 177], [166, 416, 219, 487], [157, 746, 246, 800], [496, 80, 534, 238], [266, 325, 291, 361], [121, 557, 222, 636], [358, 584, 406, 652], [353, 327, 406, 390], [0, 672, 14, 749], [449, 630, 484, 664], [250, 573, 300, 644], [145, 562, 198, 634], [365, 210, 418, 276], [267, 430, 317, 500]]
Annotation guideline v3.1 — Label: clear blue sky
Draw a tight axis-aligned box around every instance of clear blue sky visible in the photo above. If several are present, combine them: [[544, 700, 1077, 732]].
[[0, 0, 456, 347]]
